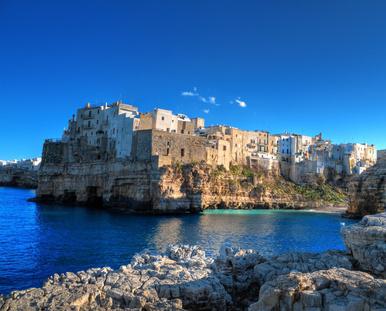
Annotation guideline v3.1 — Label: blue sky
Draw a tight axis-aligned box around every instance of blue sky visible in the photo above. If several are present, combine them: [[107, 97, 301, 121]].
[[0, 0, 385, 159]]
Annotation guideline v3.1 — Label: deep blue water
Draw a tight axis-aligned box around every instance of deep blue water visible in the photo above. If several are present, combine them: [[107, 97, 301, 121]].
[[0, 187, 356, 295]]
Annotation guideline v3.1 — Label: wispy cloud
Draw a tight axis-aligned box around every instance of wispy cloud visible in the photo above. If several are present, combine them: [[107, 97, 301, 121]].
[[181, 88, 218, 106], [199, 96, 217, 105], [181, 87, 198, 97], [203, 109, 210, 114], [231, 97, 247, 108]]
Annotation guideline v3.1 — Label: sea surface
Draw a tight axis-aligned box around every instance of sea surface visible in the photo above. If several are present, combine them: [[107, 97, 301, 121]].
[[0, 187, 356, 295]]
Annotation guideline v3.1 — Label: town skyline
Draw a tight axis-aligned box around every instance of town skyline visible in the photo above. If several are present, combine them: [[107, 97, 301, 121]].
[[1, 1, 386, 159], [0, 98, 383, 160]]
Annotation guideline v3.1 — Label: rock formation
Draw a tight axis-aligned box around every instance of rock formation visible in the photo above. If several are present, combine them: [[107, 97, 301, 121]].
[[1, 213, 385, 311], [249, 269, 386, 311], [36, 161, 347, 213], [343, 213, 386, 277], [347, 150, 386, 218], [0, 167, 38, 188]]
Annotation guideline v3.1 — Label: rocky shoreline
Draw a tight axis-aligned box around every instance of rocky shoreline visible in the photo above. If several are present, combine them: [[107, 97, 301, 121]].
[[1, 213, 385, 310], [0, 168, 38, 189], [34, 161, 348, 214]]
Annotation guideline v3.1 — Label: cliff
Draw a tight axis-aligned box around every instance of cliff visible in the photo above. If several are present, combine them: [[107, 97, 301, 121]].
[[346, 150, 386, 218], [1, 212, 385, 310], [36, 160, 347, 213], [158, 163, 347, 210], [0, 167, 38, 189]]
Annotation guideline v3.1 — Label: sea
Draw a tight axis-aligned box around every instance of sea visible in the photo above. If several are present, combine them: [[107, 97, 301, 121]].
[[0, 186, 356, 294]]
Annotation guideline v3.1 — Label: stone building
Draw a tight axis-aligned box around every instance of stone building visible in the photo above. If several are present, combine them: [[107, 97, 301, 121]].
[[47, 101, 377, 180], [131, 129, 211, 166], [203, 126, 273, 167], [283, 139, 378, 184], [138, 108, 203, 135], [268, 134, 279, 155], [62, 102, 139, 160], [278, 133, 317, 163]]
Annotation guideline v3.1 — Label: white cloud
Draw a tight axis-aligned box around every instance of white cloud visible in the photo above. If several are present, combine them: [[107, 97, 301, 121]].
[[233, 98, 247, 108], [181, 87, 198, 97], [181, 88, 218, 105], [181, 91, 198, 97], [203, 109, 210, 114], [199, 96, 217, 105]]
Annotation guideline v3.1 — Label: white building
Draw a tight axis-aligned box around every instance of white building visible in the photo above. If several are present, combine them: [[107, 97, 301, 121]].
[[63, 102, 140, 159], [139, 108, 203, 135], [278, 133, 316, 163], [0, 158, 41, 171]]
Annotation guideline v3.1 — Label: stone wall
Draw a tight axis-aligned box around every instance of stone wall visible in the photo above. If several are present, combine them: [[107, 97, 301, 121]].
[[42, 141, 65, 164], [132, 129, 209, 165]]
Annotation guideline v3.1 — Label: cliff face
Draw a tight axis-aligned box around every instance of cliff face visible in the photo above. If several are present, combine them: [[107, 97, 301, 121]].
[[346, 150, 386, 218], [158, 164, 347, 210], [0, 167, 38, 188], [36, 160, 347, 213]]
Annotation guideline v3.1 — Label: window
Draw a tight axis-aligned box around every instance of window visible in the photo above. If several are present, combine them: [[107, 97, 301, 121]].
[[88, 111, 92, 117], [88, 121, 91, 127], [181, 130, 184, 134], [223, 146, 227, 151], [166, 148, 170, 156], [96, 120, 99, 124], [181, 148, 185, 157], [161, 116, 165, 121]]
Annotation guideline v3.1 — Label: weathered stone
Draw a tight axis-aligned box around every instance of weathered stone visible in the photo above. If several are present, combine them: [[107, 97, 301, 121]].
[[347, 150, 386, 217], [342, 212, 386, 277], [36, 155, 348, 213], [253, 250, 352, 285], [248, 269, 386, 311]]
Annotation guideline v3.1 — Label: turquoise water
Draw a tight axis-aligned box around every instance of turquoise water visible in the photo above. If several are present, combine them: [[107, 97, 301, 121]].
[[0, 187, 356, 294]]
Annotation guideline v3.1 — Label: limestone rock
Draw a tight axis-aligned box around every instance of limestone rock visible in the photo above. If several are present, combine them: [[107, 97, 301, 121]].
[[36, 160, 347, 213], [0, 166, 37, 188], [342, 212, 386, 277], [215, 246, 265, 308], [248, 268, 386, 311], [347, 150, 386, 217], [0, 245, 229, 311], [253, 251, 352, 285]]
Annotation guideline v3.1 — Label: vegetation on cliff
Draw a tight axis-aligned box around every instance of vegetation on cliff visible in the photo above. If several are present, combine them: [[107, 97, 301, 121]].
[[165, 163, 347, 209]]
